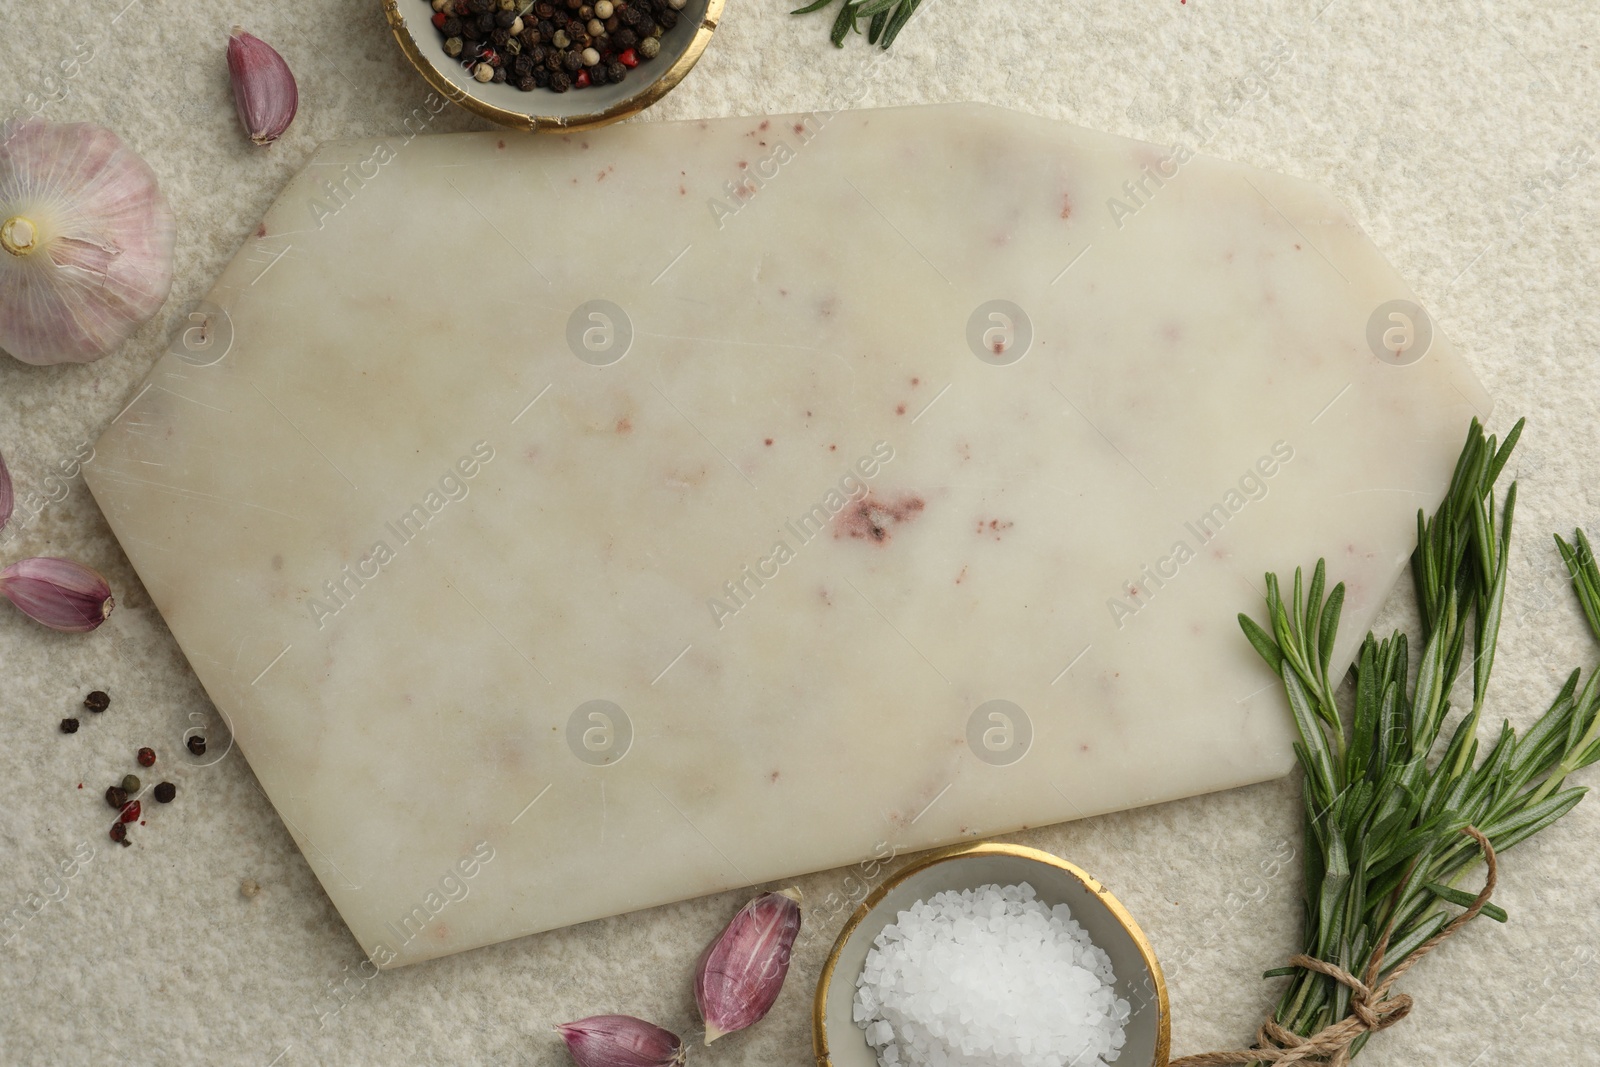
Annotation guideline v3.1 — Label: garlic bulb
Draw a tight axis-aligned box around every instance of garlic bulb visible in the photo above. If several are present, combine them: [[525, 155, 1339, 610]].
[[0, 120, 176, 365]]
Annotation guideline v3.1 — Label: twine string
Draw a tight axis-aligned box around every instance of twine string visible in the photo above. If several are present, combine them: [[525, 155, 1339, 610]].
[[1168, 826, 1498, 1067]]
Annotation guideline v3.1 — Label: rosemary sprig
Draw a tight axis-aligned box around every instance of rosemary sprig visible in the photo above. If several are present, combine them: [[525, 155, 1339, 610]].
[[789, 0, 923, 49], [1237, 417, 1600, 1059]]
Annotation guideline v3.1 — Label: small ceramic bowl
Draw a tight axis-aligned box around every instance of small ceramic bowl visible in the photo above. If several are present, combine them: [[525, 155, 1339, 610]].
[[814, 842, 1170, 1067], [381, 0, 723, 132]]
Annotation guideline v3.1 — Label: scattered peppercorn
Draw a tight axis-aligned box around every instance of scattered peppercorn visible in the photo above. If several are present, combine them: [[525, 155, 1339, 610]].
[[137, 747, 156, 768], [122, 774, 141, 794], [423, 0, 672, 92], [119, 800, 140, 824], [105, 785, 128, 810], [109, 822, 128, 845], [187, 735, 206, 756], [153, 781, 176, 804], [84, 690, 109, 712], [60, 718, 80, 734]]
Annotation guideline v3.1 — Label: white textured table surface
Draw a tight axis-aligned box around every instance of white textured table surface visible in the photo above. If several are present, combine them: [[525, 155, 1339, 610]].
[[2, 2, 1597, 1065]]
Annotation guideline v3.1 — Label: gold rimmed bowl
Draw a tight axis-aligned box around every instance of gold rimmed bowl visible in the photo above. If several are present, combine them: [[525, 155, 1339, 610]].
[[382, 0, 722, 132], [814, 843, 1170, 1067]]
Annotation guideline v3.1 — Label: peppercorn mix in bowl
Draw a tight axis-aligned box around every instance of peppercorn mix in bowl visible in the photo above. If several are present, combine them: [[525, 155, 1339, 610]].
[[814, 842, 1170, 1067], [383, 0, 721, 132]]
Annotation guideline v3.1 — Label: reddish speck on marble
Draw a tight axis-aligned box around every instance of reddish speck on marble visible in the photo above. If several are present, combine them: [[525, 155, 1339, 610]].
[[1061, 193, 1073, 219], [895, 404, 906, 415], [764, 438, 773, 446], [616, 418, 632, 434], [835, 491, 926, 544], [255, 222, 267, 238]]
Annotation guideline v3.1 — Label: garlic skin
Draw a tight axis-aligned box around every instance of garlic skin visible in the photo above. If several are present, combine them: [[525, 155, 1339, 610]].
[[555, 1015, 686, 1067], [0, 556, 115, 632], [0, 121, 176, 365], [695, 889, 802, 1043], [0, 446, 12, 532], [228, 30, 298, 147]]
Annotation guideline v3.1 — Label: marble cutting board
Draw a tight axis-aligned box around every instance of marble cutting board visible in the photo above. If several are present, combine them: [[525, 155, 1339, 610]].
[[85, 104, 1489, 967]]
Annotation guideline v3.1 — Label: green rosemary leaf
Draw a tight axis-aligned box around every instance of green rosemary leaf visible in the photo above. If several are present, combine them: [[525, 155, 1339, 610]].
[[879, 0, 921, 47], [829, 0, 858, 46], [1285, 668, 1339, 793], [1481, 785, 1586, 852], [866, 8, 886, 42], [1262, 966, 1299, 979], [1378, 912, 1450, 977], [1484, 416, 1525, 487], [1423, 881, 1508, 922], [1238, 612, 1285, 676], [855, 0, 900, 16], [790, 0, 835, 14], [1556, 530, 1600, 643], [1318, 581, 1345, 673]]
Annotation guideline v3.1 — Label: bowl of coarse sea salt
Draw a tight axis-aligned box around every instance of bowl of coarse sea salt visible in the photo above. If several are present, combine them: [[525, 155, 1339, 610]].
[[814, 843, 1169, 1067]]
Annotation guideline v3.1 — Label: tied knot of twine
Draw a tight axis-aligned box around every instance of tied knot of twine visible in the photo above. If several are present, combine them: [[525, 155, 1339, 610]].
[[1170, 826, 1497, 1067]]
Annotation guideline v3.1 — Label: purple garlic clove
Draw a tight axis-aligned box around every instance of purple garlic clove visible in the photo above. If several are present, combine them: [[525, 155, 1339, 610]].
[[695, 888, 802, 1043], [227, 29, 298, 146], [0, 557, 115, 632], [555, 1015, 686, 1067]]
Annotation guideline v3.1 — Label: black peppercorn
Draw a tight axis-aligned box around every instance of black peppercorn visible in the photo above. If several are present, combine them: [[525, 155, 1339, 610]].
[[564, 49, 584, 69], [491, 28, 510, 46], [442, 16, 463, 34], [517, 75, 536, 91], [492, 66, 508, 82], [495, 9, 517, 27], [106, 785, 128, 810], [475, 12, 494, 33], [564, 0, 581, 9], [84, 690, 110, 712], [153, 781, 176, 804], [538, 18, 556, 35], [60, 717, 80, 733], [614, 27, 637, 47], [462, 19, 483, 39], [513, 54, 532, 75], [109, 822, 128, 845], [534, 1, 554, 15], [470, 0, 493, 11], [187, 734, 206, 756], [549, 70, 571, 91], [605, 60, 625, 82], [659, 8, 677, 28], [534, 67, 551, 86]]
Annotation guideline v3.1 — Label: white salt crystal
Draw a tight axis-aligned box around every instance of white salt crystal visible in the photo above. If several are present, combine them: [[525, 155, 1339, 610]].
[[852, 882, 1128, 1067]]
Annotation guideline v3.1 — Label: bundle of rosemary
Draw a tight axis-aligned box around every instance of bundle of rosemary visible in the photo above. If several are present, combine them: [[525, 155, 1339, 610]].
[[790, 0, 923, 49], [1175, 417, 1600, 1066]]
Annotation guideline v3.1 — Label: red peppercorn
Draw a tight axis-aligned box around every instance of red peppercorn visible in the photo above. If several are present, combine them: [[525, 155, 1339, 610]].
[[120, 800, 141, 823], [137, 747, 156, 767], [109, 822, 127, 844], [433, 11, 448, 27], [574, 68, 590, 87], [618, 47, 638, 67]]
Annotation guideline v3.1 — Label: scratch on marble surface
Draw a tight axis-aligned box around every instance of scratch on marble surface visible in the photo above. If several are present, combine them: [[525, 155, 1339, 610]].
[[91, 466, 307, 522]]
